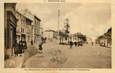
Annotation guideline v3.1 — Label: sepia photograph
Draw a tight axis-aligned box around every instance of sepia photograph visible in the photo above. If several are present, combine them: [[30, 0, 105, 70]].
[[4, 2, 111, 68]]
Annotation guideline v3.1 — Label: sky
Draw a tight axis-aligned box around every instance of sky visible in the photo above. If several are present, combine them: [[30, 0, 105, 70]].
[[16, 3, 111, 39]]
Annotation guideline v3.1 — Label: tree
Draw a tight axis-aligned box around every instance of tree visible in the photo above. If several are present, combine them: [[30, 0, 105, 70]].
[[64, 18, 70, 40], [75, 32, 87, 43]]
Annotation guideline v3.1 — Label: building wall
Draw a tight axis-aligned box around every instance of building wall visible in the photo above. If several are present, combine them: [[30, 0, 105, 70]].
[[19, 9, 35, 43], [26, 19, 33, 46], [16, 11, 27, 43], [18, 10, 42, 45], [34, 16, 41, 44], [16, 11, 32, 46], [4, 3, 17, 58], [96, 28, 112, 48], [44, 30, 58, 40], [44, 31, 54, 39]]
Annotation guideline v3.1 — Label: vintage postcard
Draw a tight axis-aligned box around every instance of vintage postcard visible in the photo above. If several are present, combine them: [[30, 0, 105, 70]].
[[0, 0, 114, 73]]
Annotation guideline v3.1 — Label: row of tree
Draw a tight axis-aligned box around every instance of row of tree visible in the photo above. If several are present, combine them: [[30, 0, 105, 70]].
[[58, 18, 87, 45]]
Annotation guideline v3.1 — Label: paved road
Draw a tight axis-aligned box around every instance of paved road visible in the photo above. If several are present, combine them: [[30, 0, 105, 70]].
[[23, 40, 111, 68]]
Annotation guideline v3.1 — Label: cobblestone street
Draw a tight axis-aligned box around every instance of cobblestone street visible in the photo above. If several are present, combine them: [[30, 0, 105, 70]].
[[21, 39, 111, 68]]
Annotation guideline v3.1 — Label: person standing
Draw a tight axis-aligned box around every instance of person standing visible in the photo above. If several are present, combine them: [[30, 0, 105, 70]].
[[14, 40, 19, 56], [18, 40, 23, 56], [38, 36, 44, 54], [69, 40, 73, 48], [74, 41, 77, 47], [22, 40, 27, 53]]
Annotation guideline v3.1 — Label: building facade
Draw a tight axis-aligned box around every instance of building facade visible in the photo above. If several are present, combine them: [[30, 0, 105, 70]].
[[4, 3, 18, 59], [34, 16, 41, 44], [16, 11, 26, 43], [26, 18, 33, 46], [96, 27, 112, 48], [16, 11, 33, 46], [44, 30, 58, 39], [19, 9, 42, 45]]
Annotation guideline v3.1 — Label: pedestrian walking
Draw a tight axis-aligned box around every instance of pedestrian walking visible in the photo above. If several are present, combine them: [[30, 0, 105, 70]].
[[74, 41, 77, 47], [22, 40, 27, 53], [77, 41, 80, 47], [14, 40, 19, 56], [43, 37, 47, 43], [69, 41, 73, 48], [18, 40, 23, 56], [39, 42, 43, 53], [38, 36, 45, 54], [19, 38, 27, 54]]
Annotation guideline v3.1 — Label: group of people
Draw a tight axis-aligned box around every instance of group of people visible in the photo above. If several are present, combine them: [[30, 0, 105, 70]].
[[14, 39, 27, 56], [69, 40, 83, 48], [13, 36, 47, 57]]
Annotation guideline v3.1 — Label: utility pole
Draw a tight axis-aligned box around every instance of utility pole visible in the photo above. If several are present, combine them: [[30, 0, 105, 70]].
[[58, 9, 60, 32], [57, 8, 61, 42]]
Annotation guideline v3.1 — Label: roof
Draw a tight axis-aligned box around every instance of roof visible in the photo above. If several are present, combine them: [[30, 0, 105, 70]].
[[34, 16, 41, 21], [45, 30, 57, 32], [16, 11, 33, 23], [26, 17, 33, 23]]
